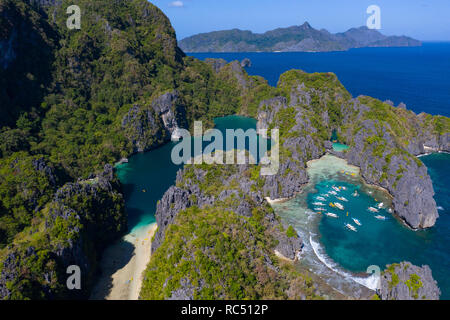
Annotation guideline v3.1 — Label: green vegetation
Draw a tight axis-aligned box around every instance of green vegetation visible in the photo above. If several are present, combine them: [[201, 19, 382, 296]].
[[405, 273, 423, 299], [286, 225, 297, 238], [140, 204, 319, 300]]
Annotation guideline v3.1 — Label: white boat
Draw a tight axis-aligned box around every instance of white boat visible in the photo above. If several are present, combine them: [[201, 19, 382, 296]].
[[314, 207, 324, 212], [329, 191, 338, 195], [340, 186, 347, 190], [316, 196, 326, 201], [387, 208, 393, 213], [375, 215, 386, 220], [337, 196, 348, 202], [325, 212, 338, 218], [313, 202, 325, 206], [352, 218, 362, 226], [334, 202, 344, 210], [323, 194, 330, 197], [332, 186, 340, 192], [377, 202, 384, 209], [345, 223, 357, 232], [352, 191, 359, 197], [368, 207, 379, 213]]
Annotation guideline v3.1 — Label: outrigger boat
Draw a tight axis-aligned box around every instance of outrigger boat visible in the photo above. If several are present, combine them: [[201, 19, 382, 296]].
[[325, 212, 338, 218], [329, 191, 338, 195], [345, 223, 357, 232], [352, 218, 362, 226], [375, 215, 387, 220], [314, 207, 324, 212], [334, 202, 344, 210], [332, 186, 340, 192], [316, 196, 326, 201], [368, 207, 379, 213], [337, 196, 348, 202], [313, 202, 325, 206]]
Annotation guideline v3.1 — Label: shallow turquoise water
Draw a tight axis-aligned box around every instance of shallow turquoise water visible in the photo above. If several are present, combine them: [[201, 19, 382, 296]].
[[332, 143, 349, 152], [315, 153, 450, 299], [115, 115, 259, 234]]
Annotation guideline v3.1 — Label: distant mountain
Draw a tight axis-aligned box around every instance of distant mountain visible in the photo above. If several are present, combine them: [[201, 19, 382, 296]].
[[179, 22, 422, 52]]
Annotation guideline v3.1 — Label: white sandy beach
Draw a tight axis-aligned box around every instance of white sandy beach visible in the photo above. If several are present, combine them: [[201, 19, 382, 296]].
[[90, 223, 157, 300]]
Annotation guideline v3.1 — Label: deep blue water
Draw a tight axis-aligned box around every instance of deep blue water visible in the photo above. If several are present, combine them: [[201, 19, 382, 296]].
[[191, 43, 450, 117]]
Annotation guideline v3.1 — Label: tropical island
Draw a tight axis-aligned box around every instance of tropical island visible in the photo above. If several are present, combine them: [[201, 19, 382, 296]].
[[178, 22, 422, 53], [0, 0, 447, 300]]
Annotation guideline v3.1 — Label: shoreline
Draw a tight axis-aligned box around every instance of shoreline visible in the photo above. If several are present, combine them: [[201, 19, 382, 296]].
[[90, 223, 157, 300]]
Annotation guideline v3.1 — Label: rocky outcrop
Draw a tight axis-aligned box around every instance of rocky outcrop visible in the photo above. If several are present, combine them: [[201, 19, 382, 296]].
[[152, 164, 303, 260], [379, 262, 440, 300], [0, 164, 126, 299], [122, 91, 187, 152], [257, 96, 324, 200], [204, 58, 227, 73], [240, 58, 252, 68], [342, 114, 438, 229]]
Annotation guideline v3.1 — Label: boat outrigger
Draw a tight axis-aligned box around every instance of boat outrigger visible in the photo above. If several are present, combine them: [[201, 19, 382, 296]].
[[334, 202, 344, 210], [325, 212, 338, 218], [345, 223, 357, 232], [368, 207, 379, 213], [352, 218, 362, 226]]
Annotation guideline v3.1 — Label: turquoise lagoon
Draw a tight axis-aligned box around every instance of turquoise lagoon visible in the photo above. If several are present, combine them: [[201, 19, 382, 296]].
[[116, 116, 450, 299], [273, 153, 450, 299]]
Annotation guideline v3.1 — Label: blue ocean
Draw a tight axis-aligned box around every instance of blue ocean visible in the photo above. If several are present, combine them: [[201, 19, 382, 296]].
[[192, 42, 450, 117]]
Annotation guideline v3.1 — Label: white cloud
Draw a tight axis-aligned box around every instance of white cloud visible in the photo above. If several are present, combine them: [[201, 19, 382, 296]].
[[169, 1, 184, 7]]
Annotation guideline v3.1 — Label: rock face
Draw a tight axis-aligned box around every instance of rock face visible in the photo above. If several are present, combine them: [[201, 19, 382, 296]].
[[257, 95, 324, 200], [0, 164, 126, 299], [342, 116, 439, 229], [150, 163, 304, 299], [122, 90, 187, 152], [152, 165, 303, 260], [379, 262, 441, 300], [240, 58, 252, 68]]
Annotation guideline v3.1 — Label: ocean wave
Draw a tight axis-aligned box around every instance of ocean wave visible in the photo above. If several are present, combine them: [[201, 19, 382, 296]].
[[309, 235, 379, 291]]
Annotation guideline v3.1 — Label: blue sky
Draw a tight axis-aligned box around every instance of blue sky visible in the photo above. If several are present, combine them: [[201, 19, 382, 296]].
[[150, 0, 450, 41]]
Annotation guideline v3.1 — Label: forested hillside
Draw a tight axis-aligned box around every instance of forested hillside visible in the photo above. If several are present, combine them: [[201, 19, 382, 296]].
[[0, 0, 274, 299]]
